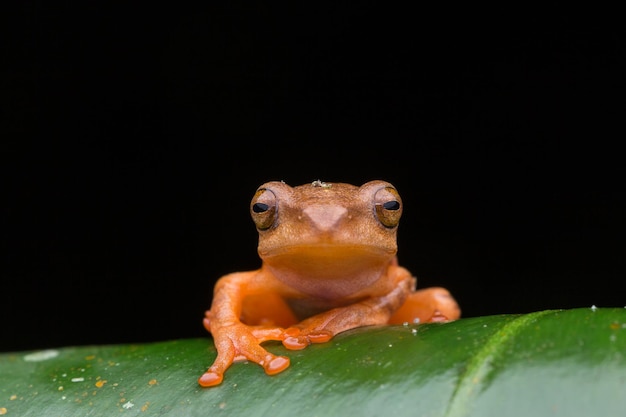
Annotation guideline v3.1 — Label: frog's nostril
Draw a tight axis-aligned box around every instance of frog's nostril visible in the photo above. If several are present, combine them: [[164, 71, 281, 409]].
[[302, 205, 348, 231]]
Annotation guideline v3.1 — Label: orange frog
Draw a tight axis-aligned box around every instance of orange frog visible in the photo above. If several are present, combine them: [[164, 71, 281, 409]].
[[199, 180, 460, 387]]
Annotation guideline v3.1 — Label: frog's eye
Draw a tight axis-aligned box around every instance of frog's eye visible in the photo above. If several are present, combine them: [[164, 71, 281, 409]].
[[250, 188, 277, 230], [374, 186, 402, 228]]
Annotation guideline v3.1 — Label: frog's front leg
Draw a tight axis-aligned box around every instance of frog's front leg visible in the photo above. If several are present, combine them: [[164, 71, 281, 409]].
[[199, 272, 291, 387], [281, 273, 414, 350]]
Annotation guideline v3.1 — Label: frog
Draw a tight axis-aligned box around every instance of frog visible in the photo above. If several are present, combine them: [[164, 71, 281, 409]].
[[198, 180, 460, 387]]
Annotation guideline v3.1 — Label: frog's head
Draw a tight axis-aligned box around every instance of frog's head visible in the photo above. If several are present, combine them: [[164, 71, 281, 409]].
[[250, 180, 403, 298]]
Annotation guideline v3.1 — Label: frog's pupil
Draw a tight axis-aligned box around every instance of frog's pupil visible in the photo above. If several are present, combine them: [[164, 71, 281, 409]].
[[383, 201, 400, 210], [253, 203, 270, 213]]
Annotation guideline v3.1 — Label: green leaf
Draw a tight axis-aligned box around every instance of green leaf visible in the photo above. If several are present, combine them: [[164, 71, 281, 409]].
[[1, 307, 625, 416]]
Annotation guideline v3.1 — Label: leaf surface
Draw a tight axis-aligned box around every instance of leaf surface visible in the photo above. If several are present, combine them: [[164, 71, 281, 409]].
[[1, 308, 625, 416]]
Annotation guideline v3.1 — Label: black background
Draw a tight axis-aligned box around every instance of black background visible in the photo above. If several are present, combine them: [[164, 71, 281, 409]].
[[3, 6, 625, 352]]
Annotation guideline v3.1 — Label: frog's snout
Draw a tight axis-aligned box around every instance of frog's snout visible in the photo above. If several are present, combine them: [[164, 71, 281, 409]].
[[302, 204, 348, 232]]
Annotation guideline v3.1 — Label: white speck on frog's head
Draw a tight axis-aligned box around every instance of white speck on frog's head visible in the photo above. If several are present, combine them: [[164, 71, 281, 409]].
[[23, 349, 59, 362]]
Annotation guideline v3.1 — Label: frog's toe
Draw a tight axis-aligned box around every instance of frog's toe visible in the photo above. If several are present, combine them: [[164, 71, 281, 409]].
[[250, 326, 285, 342], [198, 371, 223, 387], [263, 355, 290, 375], [427, 309, 449, 322], [282, 335, 308, 350], [307, 331, 332, 343], [202, 317, 212, 332], [281, 327, 307, 350]]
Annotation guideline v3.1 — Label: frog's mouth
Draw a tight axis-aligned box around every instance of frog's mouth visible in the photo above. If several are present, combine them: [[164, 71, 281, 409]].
[[261, 244, 395, 299]]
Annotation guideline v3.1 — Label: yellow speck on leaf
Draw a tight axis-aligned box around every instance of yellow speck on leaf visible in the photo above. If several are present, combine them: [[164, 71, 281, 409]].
[[9, 395, 16, 401], [148, 379, 157, 386], [95, 380, 107, 388], [141, 402, 150, 411], [85, 355, 96, 360], [0, 407, 7, 415]]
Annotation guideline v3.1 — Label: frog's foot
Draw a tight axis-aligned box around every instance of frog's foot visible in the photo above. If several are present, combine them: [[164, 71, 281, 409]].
[[198, 323, 291, 387], [199, 353, 290, 387], [389, 286, 461, 324]]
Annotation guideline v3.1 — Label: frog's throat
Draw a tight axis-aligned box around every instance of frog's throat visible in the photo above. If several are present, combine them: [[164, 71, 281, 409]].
[[262, 246, 393, 299]]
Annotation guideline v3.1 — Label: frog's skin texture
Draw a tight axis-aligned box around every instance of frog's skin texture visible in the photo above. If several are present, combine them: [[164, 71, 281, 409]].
[[199, 180, 460, 387]]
